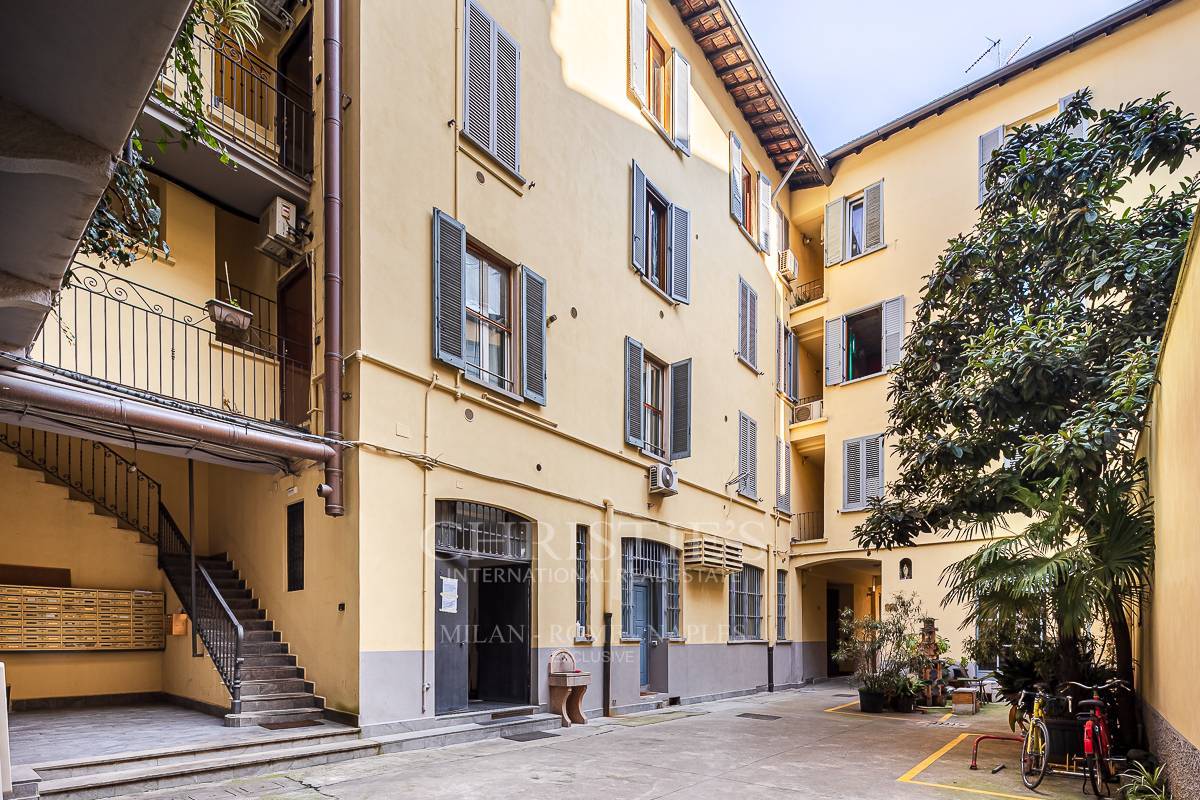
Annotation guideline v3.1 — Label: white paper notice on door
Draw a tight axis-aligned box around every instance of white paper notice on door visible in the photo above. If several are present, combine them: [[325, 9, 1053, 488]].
[[439, 576, 459, 613]]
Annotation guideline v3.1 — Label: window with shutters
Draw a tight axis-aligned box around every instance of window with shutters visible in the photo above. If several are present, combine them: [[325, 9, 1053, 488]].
[[432, 209, 548, 405], [624, 337, 692, 462], [737, 277, 758, 371], [776, 570, 788, 640], [843, 433, 885, 512], [630, 161, 690, 305], [823, 180, 885, 266], [628, 0, 690, 153], [737, 411, 758, 500], [824, 296, 905, 386], [845, 305, 882, 381], [462, 1, 521, 177], [729, 564, 763, 641]]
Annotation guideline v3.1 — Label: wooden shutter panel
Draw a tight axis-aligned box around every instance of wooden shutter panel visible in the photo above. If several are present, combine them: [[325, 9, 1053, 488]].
[[843, 437, 863, 510], [776, 438, 792, 513], [628, 0, 647, 106], [669, 358, 692, 460], [824, 316, 843, 386], [882, 295, 905, 368], [863, 180, 884, 252], [746, 283, 758, 369], [519, 266, 547, 405], [624, 336, 645, 447], [738, 412, 757, 498], [671, 49, 690, 154], [864, 434, 884, 501], [823, 198, 844, 266], [669, 204, 691, 304], [631, 160, 647, 275], [737, 278, 749, 361], [746, 415, 758, 498], [463, 1, 495, 153], [494, 26, 521, 173], [775, 319, 784, 393], [729, 132, 743, 223], [978, 125, 1005, 203], [757, 172, 772, 252], [1059, 92, 1088, 139], [432, 208, 467, 369]]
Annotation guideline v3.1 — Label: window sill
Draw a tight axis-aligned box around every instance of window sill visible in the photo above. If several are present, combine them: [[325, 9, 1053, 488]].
[[736, 491, 760, 504], [839, 506, 869, 514], [640, 447, 671, 466], [837, 369, 890, 388], [791, 537, 827, 546], [574, 635, 594, 645], [734, 220, 761, 252], [463, 370, 524, 404], [640, 274, 677, 306], [728, 638, 768, 645], [458, 133, 527, 195], [736, 354, 760, 375], [832, 243, 887, 268], [639, 105, 687, 156], [619, 637, 643, 644]]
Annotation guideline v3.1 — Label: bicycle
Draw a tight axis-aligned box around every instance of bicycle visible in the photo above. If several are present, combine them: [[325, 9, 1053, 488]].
[[1016, 683, 1059, 790], [1061, 678, 1128, 796]]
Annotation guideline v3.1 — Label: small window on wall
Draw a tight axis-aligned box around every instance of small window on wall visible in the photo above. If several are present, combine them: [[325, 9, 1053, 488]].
[[729, 564, 763, 641], [286, 501, 304, 592], [576, 525, 590, 638], [465, 248, 514, 392], [624, 337, 692, 462], [824, 296, 905, 386], [628, 0, 690, 153], [845, 305, 883, 381], [899, 558, 913, 581], [630, 161, 691, 304], [824, 181, 884, 266]]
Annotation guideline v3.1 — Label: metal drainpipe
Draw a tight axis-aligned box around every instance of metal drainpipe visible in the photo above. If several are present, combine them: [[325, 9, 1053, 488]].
[[320, 0, 345, 516]]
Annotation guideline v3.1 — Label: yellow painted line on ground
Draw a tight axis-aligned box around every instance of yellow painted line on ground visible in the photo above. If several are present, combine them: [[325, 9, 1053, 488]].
[[939, 711, 954, 722], [823, 700, 859, 712], [898, 733, 1035, 800]]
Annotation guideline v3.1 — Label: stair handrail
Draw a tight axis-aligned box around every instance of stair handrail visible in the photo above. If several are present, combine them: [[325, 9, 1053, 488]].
[[157, 503, 244, 714], [0, 423, 161, 541]]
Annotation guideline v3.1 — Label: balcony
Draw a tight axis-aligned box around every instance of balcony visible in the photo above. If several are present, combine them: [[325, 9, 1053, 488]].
[[792, 278, 824, 307], [24, 264, 311, 429], [143, 32, 314, 217], [793, 511, 825, 543]]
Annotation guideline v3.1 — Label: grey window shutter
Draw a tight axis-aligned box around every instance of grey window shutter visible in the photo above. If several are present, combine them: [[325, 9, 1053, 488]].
[[624, 336, 645, 448], [628, 0, 647, 106], [864, 434, 884, 501], [519, 266, 547, 405], [463, 2, 495, 153], [882, 295, 905, 368], [631, 160, 647, 275], [843, 437, 863, 510], [776, 438, 792, 514], [738, 412, 757, 498], [729, 132, 743, 223], [432, 208, 467, 369], [746, 283, 758, 369], [757, 172, 772, 252], [824, 316, 843, 386], [1059, 92, 1088, 139], [669, 204, 691, 303], [737, 278, 749, 361], [823, 198, 844, 266], [669, 358, 692, 460], [494, 26, 521, 173], [978, 125, 1005, 204], [863, 180, 884, 252], [671, 49, 690, 154], [786, 328, 799, 401], [775, 319, 784, 394]]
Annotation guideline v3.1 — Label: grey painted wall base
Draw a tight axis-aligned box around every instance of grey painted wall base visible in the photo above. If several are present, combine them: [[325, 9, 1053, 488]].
[[358, 650, 428, 727], [1144, 701, 1200, 799]]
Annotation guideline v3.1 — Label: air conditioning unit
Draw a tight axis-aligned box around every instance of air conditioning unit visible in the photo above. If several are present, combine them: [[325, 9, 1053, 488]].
[[793, 398, 824, 424], [683, 533, 743, 574], [254, 0, 295, 31], [778, 250, 798, 281], [256, 197, 303, 264], [648, 464, 679, 496]]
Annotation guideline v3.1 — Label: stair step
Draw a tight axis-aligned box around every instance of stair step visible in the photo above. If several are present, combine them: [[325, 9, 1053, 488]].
[[242, 653, 295, 667], [241, 677, 312, 695], [239, 619, 275, 632], [241, 665, 303, 680], [222, 707, 326, 728], [241, 641, 289, 655], [232, 608, 266, 622], [37, 736, 377, 799], [373, 713, 563, 753], [243, 630, 282, 643], [239, 692, 324, 713]]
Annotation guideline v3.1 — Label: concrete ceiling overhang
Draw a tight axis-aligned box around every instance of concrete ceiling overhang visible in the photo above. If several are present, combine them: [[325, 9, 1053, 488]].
[[0, 0, 192, 353]]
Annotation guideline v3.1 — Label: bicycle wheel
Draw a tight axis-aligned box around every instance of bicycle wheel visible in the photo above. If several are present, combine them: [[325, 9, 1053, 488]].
[[1021, 718, 1050, 790], [1088, 725, 1112, 796]]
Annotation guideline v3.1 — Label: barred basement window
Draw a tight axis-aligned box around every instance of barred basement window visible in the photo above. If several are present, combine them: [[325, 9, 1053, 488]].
[[620, 538, 680, 638], [729, 565, 763, 640], [576, 525, 590, 638], [776, 570, 788, 640]]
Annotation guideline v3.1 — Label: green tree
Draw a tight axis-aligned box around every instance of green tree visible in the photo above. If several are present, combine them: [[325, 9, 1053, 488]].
[[853, 92, 1196, 697]]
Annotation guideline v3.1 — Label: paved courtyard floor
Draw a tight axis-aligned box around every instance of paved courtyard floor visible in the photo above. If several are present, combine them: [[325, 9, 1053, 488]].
[[117, 681, 1087, 800]]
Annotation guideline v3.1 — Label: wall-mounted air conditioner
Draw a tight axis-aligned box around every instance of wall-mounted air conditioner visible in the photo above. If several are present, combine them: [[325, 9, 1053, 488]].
[[256, 196, 303, 264], [778, 250, 797, 281], [683, 533, 743, 574], [793, 398, 824, 424], [648, 464, 679, 496]]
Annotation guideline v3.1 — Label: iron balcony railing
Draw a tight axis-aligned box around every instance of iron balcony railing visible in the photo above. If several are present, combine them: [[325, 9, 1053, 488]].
[[154, 33, 313, 180], [794, 510, 825, 542], [793, 278, 824, 306], [30, 265, 309, 428], [217, 278, 278, 351], [0, 423, 161, 542], [158, 503, 244, 713]]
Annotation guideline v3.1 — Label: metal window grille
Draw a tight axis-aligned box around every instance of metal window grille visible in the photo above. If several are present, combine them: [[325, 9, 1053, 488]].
[[434, 500, 531, 561], [575, 525, 589, 637], [776, 570, 787, 640], [620, 538, 680, 638], [729, 565, 763, 640]]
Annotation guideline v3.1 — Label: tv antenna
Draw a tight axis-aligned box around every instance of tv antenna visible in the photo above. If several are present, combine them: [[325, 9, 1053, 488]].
[[964, 37, 1001, 74], [1004, 35, 1032, 65]]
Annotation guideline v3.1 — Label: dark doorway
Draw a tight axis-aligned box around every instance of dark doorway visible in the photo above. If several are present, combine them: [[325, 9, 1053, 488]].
[[470, 559, 530, 705], [434, 554, 470, 715], [277, 265, 312, 427], [826, 585, 853, 677], [276, 14, 313, 177]]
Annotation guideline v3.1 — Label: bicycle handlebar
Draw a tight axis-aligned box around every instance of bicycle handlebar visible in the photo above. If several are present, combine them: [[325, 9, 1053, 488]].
[[1059, 678, 1129, 693]]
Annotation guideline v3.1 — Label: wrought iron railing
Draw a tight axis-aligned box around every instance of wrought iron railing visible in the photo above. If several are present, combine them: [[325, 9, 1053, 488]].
[[154, 34, 313, 180], [793, 278, 824, 306], [0, 424, 161, 541], [792, 395, 824, 424], [158, 503, 244, 713], [794, 510, 824, 542], [29, 265, 309, 427]]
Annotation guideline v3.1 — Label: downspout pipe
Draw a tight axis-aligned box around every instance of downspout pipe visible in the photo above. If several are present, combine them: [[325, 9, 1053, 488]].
[[321, 0, 345, 516]]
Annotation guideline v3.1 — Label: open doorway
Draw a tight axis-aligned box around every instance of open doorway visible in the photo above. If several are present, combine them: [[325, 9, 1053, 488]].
[[826, 583, 853, 676], [276, 264, 312, 427], [276, 14, 313, 177], [433, 501, 532, 715]]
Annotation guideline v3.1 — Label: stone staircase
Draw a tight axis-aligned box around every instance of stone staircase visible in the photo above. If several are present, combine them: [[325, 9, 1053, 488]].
[[196, 554, 327, 727]]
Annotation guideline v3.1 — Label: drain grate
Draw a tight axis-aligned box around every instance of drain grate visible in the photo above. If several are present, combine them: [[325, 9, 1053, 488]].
[[503, 730, 560, 742], [737, 712, 781, 721]]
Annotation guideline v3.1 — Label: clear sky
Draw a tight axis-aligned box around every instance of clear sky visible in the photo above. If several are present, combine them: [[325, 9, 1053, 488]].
[[734, 0, 1134, 153]]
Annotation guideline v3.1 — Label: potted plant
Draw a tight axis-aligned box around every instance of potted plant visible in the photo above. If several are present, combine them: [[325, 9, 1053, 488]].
[[893, 672, 924, 713], [833, 593, 928, 713], [207, 262, 254, 343]]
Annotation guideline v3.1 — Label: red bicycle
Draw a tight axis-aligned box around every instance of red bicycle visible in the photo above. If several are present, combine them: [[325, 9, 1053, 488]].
[[1061, 678, 1128, 796]]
